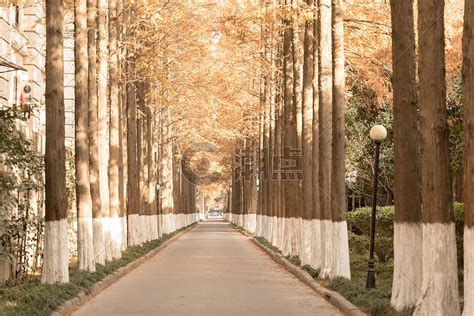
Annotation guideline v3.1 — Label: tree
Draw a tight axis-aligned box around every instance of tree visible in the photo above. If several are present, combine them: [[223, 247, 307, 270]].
[[330, 0, 350, 279], [75, 0, 95, 272], [390, 0, 422, 310], [97, 0, 112, 262], [108, 0, 122, 258], [301, 0, 314, 266], [462, 0, 474, 313], [311, 2, 321, 270], [147, 107, 159, 240], [290, 0, 303, 258], [281, 0, 296, 257], [42, 0, 69, 284], [318, 0, 334, 279], [137, 82, 148, 242], [415, 0, 460, 313], [88, 0, 105, 266], [127, 62, 140, 246]]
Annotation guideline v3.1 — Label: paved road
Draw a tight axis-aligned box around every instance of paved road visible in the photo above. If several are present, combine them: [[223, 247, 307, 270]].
[[73, 221, 341, 316]]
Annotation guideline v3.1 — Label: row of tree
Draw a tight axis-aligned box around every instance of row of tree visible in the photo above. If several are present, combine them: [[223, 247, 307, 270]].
[[41, 0, 202, 284], [226, 0, 474, 314], [227, 0, 350, 280]]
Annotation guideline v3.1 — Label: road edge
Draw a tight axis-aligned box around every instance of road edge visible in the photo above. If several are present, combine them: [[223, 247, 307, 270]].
[[54, 223, 198, 316], [230, 224, 366, 316]]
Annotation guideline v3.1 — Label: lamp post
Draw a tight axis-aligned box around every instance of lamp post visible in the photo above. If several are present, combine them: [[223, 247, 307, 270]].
[[366, 124, 387, 290]]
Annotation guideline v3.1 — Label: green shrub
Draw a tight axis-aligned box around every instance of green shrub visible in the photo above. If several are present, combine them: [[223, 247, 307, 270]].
[[347, 206, 394, 237], [285, 255, 301, 267], [348, 232, 370, 255], [302, 265, 320, 279], [375, 236, 394, 263], [329, 276, 398, 316], [348, 203, 465, 266], [349, 233, 393, 262]]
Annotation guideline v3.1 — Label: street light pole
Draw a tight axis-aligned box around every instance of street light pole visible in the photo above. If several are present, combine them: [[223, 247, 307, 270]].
[[366, 125, 387, 290]]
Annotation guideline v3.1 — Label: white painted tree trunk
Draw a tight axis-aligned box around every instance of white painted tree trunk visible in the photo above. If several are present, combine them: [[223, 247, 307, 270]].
[[93, 218, 105, 265], [291, 217, 301, 257], [277, 216, 284, 250], [248, 214, 256, 233], [42, 220, 69, 284], [127, 214, 141, 246], [120, 216, 127, 251], [256, 214, 262, 236], [464, 227, 474, 316], [271, 216, 278, 246], [78, 218, 95, 272], [151, 214, 159, 240], [319, 220, 334, 279], [109, 216, 122, 258], [158, 214, 163, 237], [282, 218, 291, 256], [300, 219, 312, 266], [332, 221, 350, 279], [311, 219, 322, 269], [139, 215, 147, 243], [97, 0, 111, 262], [414, 223, 460, 315], [391, 222, 422, 310]]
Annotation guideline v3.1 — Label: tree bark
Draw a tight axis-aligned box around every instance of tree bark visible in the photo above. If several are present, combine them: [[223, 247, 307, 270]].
[[301, 0, 314, 266], [120, 83, 128, 250], [282, 0, 297, 257], [118, 1, 127, 252], [160, 108, 174, 235], [147, 108, 158, 240], [97, 0, 111, 262], [331, 0, 350, 279], [390, 0, 422, 310], [108, 0, 122, 259], [127, 62, 140, 246], [311, 2, 321, 270], [75, 0, 95, 272], [42, 0, 69, 284], [318, 0, 334, 279], [416, 0, 460, 313], [290, 0, 304, 258], [137, 82, 147, 242], [88, 0, 105, 265]]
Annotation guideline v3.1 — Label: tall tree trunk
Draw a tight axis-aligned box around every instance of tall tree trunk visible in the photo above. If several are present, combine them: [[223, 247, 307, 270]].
[[120, 88, 128, 251], [42, 0, 69, 284], [160, 108, 174, 235], [311, 4, 321, 270], [463, 0, 474, 313], [87, 0, 105, 266], [127, 63, 140, 246], [137, 82, 146, 242], [118, 1, 127, 252], [390, 0, 422, 310], [108, 0, 122, 259], [282, 0, 296, 257], [75, 0, 95, 272], [301, 0, 314, 266], [290, 0, 303, 258], [97, 0, 111, 262], [415, 0, 460, 313], [331, 0, 350, 279], [147, 108, 159, 240], [318, 0, 334, 279]]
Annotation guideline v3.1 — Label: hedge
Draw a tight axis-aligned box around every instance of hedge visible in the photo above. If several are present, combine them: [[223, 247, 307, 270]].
[[347, 203, 465, 264]]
